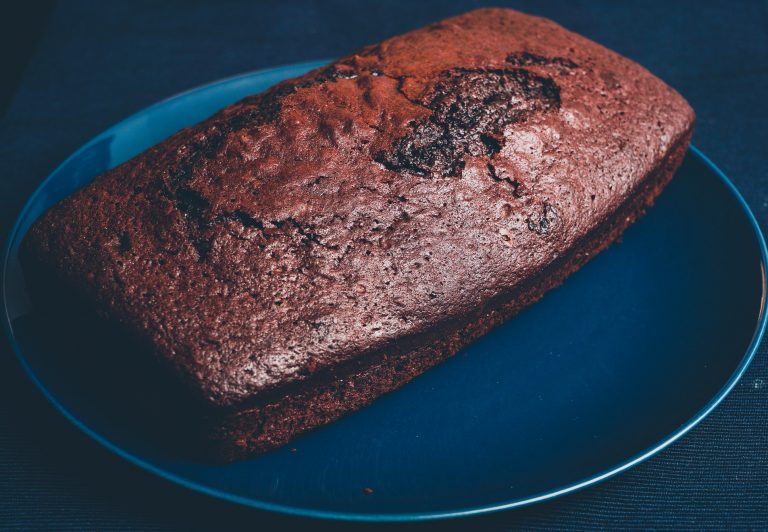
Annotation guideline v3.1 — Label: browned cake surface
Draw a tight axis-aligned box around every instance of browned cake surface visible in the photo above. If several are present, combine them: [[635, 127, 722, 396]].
[[22, 8, 694, 459]]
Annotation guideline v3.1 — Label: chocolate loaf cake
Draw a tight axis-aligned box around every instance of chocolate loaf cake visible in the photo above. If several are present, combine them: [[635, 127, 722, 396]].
[[21, 8, 694, 460]]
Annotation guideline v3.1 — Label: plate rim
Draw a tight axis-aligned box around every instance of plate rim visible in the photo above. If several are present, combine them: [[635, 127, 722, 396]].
[[2, 61, 767, 522]]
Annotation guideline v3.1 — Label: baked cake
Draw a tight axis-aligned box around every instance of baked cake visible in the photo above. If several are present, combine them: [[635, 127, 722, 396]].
[[21, 8, 695, 460]]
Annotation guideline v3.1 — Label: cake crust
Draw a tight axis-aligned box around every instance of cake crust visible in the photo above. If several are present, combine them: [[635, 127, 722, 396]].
[[22, 8, 694, 459]]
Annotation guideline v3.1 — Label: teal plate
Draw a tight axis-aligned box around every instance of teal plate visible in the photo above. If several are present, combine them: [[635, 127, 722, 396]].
[[2, 61, 767, 522]]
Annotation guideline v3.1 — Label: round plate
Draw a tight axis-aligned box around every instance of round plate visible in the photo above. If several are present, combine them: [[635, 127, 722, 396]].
[[2, 60, 767, 522]]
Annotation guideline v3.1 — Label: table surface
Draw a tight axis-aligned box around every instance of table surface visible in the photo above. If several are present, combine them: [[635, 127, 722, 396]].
[[1, 1, 767, 529]]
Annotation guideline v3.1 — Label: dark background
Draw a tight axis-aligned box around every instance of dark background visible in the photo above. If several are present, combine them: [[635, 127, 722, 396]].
[[1, 1, 767, 529]]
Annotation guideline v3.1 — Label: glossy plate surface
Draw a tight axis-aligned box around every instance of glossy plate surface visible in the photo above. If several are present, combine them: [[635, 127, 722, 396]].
[[2, 61, 767, 522]]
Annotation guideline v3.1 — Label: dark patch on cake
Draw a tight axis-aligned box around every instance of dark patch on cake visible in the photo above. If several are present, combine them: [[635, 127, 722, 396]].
[[118, 232, 132, 254], [506, 51, 579, 69], [375, 68, 561, 177], [487, 163, 524, 198], [527, 203, 559, 235]]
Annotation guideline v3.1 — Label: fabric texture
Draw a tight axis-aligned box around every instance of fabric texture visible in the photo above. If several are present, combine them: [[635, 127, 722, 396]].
[[0, 1, 766, 529]]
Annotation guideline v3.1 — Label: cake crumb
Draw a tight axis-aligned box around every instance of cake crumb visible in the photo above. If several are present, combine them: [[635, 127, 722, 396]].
[[362, 487, 374, 495]]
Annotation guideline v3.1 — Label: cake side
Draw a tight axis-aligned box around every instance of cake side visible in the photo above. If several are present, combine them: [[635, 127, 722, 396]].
[[21, 7, 695, 414]]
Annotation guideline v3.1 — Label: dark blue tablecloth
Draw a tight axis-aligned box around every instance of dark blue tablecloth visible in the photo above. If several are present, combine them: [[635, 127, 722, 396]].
[[1, 1, 767, 529]]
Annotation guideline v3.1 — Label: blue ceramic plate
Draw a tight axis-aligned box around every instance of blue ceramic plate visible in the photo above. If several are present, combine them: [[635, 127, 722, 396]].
[[2, 60, 767, 522]]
